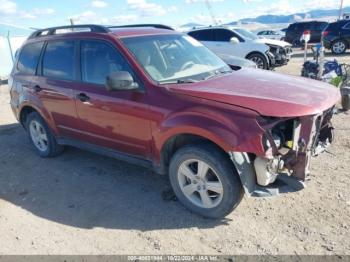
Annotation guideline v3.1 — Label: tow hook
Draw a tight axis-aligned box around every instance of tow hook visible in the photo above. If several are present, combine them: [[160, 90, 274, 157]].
[[254, 157, 284, 186]]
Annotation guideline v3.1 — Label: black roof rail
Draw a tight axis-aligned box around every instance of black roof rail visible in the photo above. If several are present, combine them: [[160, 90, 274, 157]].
[[108, 24, 174, 31], [28, 24, 110, 39]]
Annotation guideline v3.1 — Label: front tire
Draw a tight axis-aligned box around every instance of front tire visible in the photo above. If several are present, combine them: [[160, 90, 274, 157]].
[[246, 53, 268, 70], [26, 112, 64, 157], [331, 39, 347, 55], [169, 144, 243, 219]]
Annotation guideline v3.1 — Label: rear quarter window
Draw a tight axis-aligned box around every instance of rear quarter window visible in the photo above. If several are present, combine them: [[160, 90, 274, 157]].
[[17, 42, 44, 75]]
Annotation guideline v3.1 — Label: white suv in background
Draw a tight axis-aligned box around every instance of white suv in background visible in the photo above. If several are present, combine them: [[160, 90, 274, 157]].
[[188, 26, 292, 70], [257, 30, 285, 41]]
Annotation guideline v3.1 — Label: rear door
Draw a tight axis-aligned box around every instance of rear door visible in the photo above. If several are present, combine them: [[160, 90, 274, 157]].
[[37, 39, 81, 138], [310, 22, 328, 43], [188, 29, 216, 50], [72, 39, 152, 158]]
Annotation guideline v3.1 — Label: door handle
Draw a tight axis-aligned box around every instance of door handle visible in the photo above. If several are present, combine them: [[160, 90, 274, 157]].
[[76, 93, 90, 102], [33, 85, 42, 93]]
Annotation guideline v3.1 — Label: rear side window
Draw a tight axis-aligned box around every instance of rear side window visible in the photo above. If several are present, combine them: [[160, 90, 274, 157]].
[[188, 30, 214, 41], [17, 42, 44, 75], [80, 40, 132, 85], [214, 29, 235, 42], [310, 22, 328, 30], [42, 41, 76, 81]]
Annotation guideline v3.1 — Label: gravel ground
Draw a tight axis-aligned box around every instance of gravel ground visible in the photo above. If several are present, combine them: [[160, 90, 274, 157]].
[[0, 50, 349, 255]]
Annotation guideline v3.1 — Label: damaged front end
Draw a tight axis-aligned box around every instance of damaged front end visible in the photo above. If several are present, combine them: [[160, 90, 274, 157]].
[[230, 107, 335, 197], [268, 45, 293, 68]]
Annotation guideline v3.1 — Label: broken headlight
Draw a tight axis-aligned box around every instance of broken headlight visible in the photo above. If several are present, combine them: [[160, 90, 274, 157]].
[[261, 118, 295, 151]]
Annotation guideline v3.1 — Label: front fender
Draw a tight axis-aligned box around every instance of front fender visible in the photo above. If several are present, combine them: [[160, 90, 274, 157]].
[[152, 106, 266, 163]]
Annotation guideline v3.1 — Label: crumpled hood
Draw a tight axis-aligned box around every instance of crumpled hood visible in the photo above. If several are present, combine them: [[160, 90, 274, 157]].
[[256, 38, 292, 48], [167, 68, 340, 117]]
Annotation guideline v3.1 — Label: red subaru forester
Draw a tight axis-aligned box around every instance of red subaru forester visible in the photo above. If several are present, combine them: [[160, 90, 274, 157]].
[[9, 24, 340, 218]]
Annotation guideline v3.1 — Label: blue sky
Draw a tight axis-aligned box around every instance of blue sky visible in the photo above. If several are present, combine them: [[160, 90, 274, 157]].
[[0, 0, 348, 29]]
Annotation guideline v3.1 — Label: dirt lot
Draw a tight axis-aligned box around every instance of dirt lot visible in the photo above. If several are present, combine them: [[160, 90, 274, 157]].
[[0, 50, 349, 255]]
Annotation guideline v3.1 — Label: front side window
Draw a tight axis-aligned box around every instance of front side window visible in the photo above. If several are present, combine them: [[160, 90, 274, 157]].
[[80, 40, 132, 85], [43, 40, 75, 81], [233, 28, 258, 41], [17, 42, 44, 75], [123, 34, 231, 84]]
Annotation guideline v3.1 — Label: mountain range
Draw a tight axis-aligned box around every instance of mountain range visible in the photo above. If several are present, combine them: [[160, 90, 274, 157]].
[[181, 6, 350, 28], [237, 7, 350, 24]]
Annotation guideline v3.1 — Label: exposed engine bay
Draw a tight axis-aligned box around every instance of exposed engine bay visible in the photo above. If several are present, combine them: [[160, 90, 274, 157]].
[[256, 106, 335, 186]]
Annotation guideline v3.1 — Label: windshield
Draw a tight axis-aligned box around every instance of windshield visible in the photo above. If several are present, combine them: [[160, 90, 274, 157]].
[[122, 34, 231, 84], [233, 28, 258, 41]]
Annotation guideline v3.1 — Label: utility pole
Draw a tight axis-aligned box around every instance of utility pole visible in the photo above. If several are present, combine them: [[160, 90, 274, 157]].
[[339, 0, 344, 20], [205, 0, 218, 25], [7, 31, 14, 63]]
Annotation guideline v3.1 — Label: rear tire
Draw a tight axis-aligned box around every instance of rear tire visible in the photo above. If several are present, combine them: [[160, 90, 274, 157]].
[[331, 39, 347, 55], [26, 112, 64, 158], [246, 53, 268, 70], [169, 144, 243, 219]]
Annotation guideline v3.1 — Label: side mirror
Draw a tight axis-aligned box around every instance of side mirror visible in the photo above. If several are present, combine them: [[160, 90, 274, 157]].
[[230, 37, 240, 45], [106, 71, 138, 91]]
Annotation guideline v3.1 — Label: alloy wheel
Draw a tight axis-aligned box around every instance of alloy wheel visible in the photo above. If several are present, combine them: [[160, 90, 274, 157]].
[[333, 41, 346, 54], [29, 120, 48, 152], [250, 56, 265, 69], [177, 159, 224, 209]]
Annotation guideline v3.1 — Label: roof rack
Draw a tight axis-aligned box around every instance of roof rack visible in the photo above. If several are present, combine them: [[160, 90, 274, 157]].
[[108, 24, 174, 31], [28, 24, 110, 39]]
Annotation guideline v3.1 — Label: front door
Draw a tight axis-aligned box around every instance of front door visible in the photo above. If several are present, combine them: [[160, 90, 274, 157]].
[[73, 40, 152, 158]]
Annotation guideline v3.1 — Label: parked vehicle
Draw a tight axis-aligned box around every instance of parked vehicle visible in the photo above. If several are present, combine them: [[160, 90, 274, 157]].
[[323, 20, 350, 54], [10, 24, 340, 218], [285, 21, 328, 46], [187, 26, 292, 70], [257, 30, 285, 41], [219, 54, 257, 69]]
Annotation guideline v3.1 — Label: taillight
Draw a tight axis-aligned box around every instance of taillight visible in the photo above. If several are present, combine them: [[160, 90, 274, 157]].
[[323, 31, 329, 37]]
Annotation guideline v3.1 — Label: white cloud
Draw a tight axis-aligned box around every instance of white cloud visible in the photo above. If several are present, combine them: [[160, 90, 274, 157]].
[[70, 10, 109, 24], [185, 0, 224, 3], [91, 0, 108, 8], [127, 0, 167, 17], [0, 0, 17, 14], [168, 5, 178, 12], [111, 14, 139, 24], [32, 8, 55, 15]]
